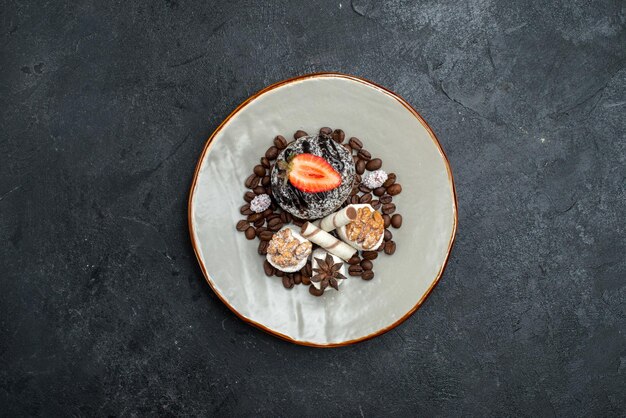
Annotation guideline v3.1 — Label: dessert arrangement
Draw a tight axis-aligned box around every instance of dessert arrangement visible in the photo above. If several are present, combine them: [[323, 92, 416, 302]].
[[235, 127, 403, 297]]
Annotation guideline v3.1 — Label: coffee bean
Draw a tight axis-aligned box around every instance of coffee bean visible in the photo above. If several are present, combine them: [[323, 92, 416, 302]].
[[259, 230, 274, 241], [240, 204, 252, 215], [236, 220, 249, 231], [350, 186, 359, 196], [267, 218, 283, 231], [350, 195, 359, 204], [371, 199, 381, 210], [358, 149, 371, 160], [387, 183, 402, 196], [244, 191, 255, 202], [360, 259, 373, 271], [356, 160, 366, 175], [282, 276, 294, 289], [293, 273, 302, 285], [292, 217, 304, 227], [348, 265, 363, 276], [332, 129, 345, 143], [391, 214, 403, 228], [359, 193, 372, 204], [261, 176, 270, 186], [366, 158, 382, 171], [245, 227, 256, 240], [258, 240, 269, 255], [380, 194, 392, 204], [264, 210, 276, 219], [274, 135, 288, 149], [348, 137, 363, 150], [343, 143, 352, 153], [254, 218, 265, 228], [355, 174, 362, 184], [254, 165, 266, 176], [265, 146, 279, 160], [383, 173, 396, 188], [253, 186, 266, 195], [256, 226, 267, 236], [247, 213, 263, 222], [377, 243, 385, 252], [263, 260, 275, 276], [279, 212, 288, 223], [382, 214, 391, 228], [382, 203, 396, 215], [384, 229, 393, 241], [245, 174, 258, 188], [266, 188, 273, 197], [373, 187, 386, 197], [359, 185, 372, 193], [361, 270, 375, 280], [301, 275, 311, 286], [384, 240, 396, 255], [284, 212, 293, 223], [362, 251, 378, 260], [319, 127, 332, 136], [275, 270, 284, 277], [347, 255, 361, 265], [353, 155, 359, 164], [294, 130, 308, 139], [309, 285, 324, 296], [261, 157, 271, 168]]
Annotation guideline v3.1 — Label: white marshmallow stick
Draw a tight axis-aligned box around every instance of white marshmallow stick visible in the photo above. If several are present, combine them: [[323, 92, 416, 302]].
[[300, 222, 357, 261], [315, 205, 358, 232]]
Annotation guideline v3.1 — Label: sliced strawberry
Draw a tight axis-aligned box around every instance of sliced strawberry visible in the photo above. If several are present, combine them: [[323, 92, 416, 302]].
[[288, 153, 341, 193]]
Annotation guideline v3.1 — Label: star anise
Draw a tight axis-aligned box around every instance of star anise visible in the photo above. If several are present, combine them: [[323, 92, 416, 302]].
[[311, 253, 346, 290]]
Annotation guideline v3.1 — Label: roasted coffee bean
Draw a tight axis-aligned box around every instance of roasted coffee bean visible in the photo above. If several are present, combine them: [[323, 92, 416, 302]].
[[292, 218, 304, 227], [304, 262, 312, 277], [384, 229, 393, 241], [259, 230, 274, 241], [359, 185, 372, 193], [382, 214, 391, 228], [258, 240, 269, 255], [263, 260, 275, 276], [309, 285, 324, 296], [350, 195, 360, 204], [293, 273, 302, 285], [267, 218, 283, 231], [358, 149, 371, 160], [371, 199, 381, 210], [383, 173, 396, 188], [366, 158, 382, 171], [360, 259, 373, 271], [359, 193, 373, 204], [266, 188, 273, 197], [245, 227, 256, 240], [382, 203, 396, 215], [274, 135, 288, 149], [284, 212, 293, 223], [377, 243, 385, 252], [379, 194, 392, 204], [348, 137, 363, 150], [373, 187, 386, 196], [391, 214, 403, 228], [348, 265, 364, 276], [332, 129, 345, 143], [244, 191, 255, 202], [347, 255, 362, 265], [261, 176, 270, 186], [355, 174, 362, 184], [253, 186, 266, 195], [353, 155, 360, 164], [247, 213, 263, 222], [282, 276, 294, 289], [265, 146, 279, 160], [256, 226, 267, 236], [236, 220, 249, 231], [262, 208, 273, 218], [240, 204, 252, 215], [343, 143, 352, 153], [261, 157, 271, 168], [245, 174, 258, 188], [362, 251, 378, 260], [266, 214, 280, 222], [294, 130, 308, 139], [356, 160, 366, 175], [384, 240, 397, 255], [319, 127, 333, 136], [387, 183, 402, 196], [301, 275, 311, 286], [350, 186, 359, 196], [280, 212, 288, 223], [254, 218, 265, 228], [275, 270, 284, 277], [253, 165, 266, 176], [361, 270, 375, 281]]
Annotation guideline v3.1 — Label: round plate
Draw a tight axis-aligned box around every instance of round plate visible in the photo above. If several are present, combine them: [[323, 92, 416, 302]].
[[188, 73, 457, 347]]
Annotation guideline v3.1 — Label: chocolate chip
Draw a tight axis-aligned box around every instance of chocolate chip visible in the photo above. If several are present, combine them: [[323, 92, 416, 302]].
[[362, 251, 378, 260], [383, 173, 396, 188], [360, 259, 373, 271], [240, 204, 252, 215], [332, 129, 345, 143], [387, 183, 402, 196], [236, 220, 249, 231], [382, 203, 396, 215], [373, 187, 386, 197], [259, 230, 274, 241], [348, 137, 363, 150], [254, 218, 265, 228], [247, 213, 263, 222], [258, 240, 269, 255], [293, 273, 302, 285], [358, 149, 371, 160], [348, 265, 363, 276], [253, 186, 266, 195], [282, 276, 294, 289], [371, 199, 381, 210], [361, 270, 375, 280], [382, 214, 391, 228], [359, 185, 372, 193], [254, 165, 266, 176], [244, 191, 255, 202], [265, 146, 279, 160], [356, 160, 366, 175], [309, 285, 324, 296], [384, 241, 396, 255], [245, 174, 259, 188], [380, 194, 392, 204], [359, 193, 372, 204], [261, 157, 271, 168], [319, 127, 332, 136], [245, 227, 256, 240], [267, 218, 283, 231], [350, 195, 359, 204], [366, 158, 382, 171], [347, 255, 361, 265], [391, 214, 403, 228], [384, 229, 393, 241], [274, 135, 288, 149], [262, 176, 270, 186], [294, 130, 308, 139], [263, 260, 275, 276]]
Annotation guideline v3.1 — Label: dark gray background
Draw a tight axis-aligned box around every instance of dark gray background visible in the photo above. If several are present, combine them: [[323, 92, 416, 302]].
[[1, 0, 625, 416]]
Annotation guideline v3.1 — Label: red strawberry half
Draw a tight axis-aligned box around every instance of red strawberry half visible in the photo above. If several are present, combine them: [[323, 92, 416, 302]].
[[287, 154, 341, 193]]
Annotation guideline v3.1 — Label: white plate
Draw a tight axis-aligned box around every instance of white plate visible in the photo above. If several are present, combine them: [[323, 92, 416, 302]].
[[188, 73, 457, 347]]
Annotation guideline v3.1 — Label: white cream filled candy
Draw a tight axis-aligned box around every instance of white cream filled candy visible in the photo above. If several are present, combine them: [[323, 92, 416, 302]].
[[315, 205, 358, 232], [337, 204, 385, 251], [310, 249, 347, 291], [300, 222, 357, 261], [266, 227, 312, 273]]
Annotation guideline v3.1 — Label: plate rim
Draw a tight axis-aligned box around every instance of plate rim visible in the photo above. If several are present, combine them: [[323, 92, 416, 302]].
[[188, 72, 458, 348]]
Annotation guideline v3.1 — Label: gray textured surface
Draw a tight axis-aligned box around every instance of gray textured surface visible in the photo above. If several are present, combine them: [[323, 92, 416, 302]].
[[1, 0, 625, 416]]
